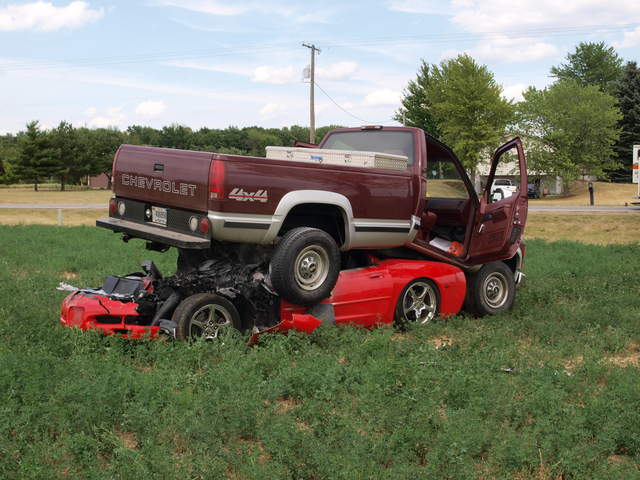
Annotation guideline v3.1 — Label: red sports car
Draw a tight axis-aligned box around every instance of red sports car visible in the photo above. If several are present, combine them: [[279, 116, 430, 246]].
[[59, 256, 466, 341]]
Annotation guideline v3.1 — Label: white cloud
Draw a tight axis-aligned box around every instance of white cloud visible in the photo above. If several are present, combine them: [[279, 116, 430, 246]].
[[440, 0, 640, 63], [502, 83, 527, 102], [153, 0, 336, 23], [84, 106, 97, 116], [88, 107, 126, 128], [446, 35, 559, 63], [614, 26, 640, 49], [164, 61, 249, 76], [167, 60, 358, 85], [252, 65, 297, 84], [135, 100, 167, 117], [152, 0, 248, 16], [450, 0, 640, 33], [387, 0, 450, 14], [317, 61, 358, 81], [0, 1, 104, 32], [363, 89, 400, 106], [259, 102, 284, 119]]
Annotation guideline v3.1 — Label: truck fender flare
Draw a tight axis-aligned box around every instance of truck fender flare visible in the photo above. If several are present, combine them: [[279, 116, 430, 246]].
[[269, 190, 354, 247]]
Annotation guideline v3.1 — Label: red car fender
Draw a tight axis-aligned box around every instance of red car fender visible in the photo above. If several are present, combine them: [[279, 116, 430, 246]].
[[384, 260, 466, 317], [60, 292, 160, 339]]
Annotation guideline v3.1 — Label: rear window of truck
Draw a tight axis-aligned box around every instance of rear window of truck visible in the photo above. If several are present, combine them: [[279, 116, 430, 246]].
[[321, 130, 415, 166]]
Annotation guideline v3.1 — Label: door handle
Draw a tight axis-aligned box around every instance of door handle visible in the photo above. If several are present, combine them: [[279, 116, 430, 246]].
[[369, 273, 384, 279]]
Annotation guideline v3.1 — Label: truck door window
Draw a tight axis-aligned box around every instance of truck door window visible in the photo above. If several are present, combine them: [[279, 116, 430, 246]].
[[488, 150, 520, 203], [426, 157, 470, 199]]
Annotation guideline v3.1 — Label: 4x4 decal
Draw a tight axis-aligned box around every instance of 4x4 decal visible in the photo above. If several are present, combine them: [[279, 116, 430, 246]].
[[229, 187, 268, 203]]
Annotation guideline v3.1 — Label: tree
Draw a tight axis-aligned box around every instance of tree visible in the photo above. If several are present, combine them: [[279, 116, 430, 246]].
[[49, 121, 83, 191], [425, 54, 513, 177], [13, 121, 52, 190], [394, 60, 440, 136], [78, 127, 124, 188], [516, 79, 621, 185], [159, 124, 193, 150], [550, 41, 623, 95], [126, 125, 161, 146], [0, 133, 18, 183], [613, 61, 640, 180]]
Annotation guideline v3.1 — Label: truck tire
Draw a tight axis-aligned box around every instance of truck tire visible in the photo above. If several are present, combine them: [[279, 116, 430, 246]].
[[464, 262, 515, 317], [270, 227, 340, 306], [173, 293, 241, 341], [394, 278, 440, 328]]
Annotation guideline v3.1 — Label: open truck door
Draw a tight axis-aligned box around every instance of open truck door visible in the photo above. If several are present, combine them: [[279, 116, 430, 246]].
[[467, 138, 527, 265]]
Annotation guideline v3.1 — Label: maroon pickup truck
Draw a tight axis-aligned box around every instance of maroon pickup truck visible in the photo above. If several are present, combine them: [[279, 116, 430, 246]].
[[98, 126, 528, 314]]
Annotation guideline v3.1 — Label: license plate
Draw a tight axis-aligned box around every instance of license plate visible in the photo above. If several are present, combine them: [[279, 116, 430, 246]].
[[151, 206, 167, 226]]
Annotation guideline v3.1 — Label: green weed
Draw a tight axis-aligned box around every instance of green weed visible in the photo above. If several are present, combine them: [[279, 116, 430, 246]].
[[0, 226, 639, 479]]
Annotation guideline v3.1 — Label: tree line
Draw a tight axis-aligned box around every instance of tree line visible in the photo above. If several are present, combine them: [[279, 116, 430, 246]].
[[395, 41, 640, 185], [0, 124, 340, 190]]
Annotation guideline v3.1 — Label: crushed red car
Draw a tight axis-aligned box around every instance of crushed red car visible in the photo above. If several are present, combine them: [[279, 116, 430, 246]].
[[60, 253, 467, 342]]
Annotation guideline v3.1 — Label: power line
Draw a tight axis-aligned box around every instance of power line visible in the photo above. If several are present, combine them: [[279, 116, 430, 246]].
[[314, 81, 393, 125]]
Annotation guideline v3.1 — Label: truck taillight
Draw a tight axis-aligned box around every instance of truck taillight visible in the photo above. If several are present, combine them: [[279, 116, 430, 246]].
[[109, 198, 117, 214], [209, 160, 225, 200], [199, 217, 209, 233]]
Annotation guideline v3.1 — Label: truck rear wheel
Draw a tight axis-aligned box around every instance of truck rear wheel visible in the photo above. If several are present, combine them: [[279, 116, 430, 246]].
[[270, 227, 340, 306], [464, 262, 515, 317]]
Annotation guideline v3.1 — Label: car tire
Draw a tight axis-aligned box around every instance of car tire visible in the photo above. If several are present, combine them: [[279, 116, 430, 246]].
[[270, 227, 341, 306], [394, 278, 440, 328], [495, 189, 504, 201], [173, 293, 242, 341], [464, 262, 515, 317]]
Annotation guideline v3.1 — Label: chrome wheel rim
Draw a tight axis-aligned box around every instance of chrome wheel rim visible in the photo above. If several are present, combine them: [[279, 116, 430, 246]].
[[189, 304, 232, 340], [294, 245, 329, 291], [483, 272, 508, 309], [402, 281, 437, 324]]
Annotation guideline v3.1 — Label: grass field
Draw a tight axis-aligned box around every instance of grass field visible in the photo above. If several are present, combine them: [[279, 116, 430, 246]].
[[0, 209, 105, 226], [526, 213, 640, 245], [532, 181, 637, 206], [1, 226, 639, 478], [0, 187, 111, 205]]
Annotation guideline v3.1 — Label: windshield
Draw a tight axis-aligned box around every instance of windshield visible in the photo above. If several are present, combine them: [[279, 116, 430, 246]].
[[321, 130, 415, 166], [494, 179, 511, 185]]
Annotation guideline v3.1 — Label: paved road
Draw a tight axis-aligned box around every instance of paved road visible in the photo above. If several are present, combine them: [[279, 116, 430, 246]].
[[529, 205, 640, 213], [0, 203, 105, 209]]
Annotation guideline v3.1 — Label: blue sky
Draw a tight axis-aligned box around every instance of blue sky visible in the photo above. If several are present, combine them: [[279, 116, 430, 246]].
[[1, 0, 639, 134]]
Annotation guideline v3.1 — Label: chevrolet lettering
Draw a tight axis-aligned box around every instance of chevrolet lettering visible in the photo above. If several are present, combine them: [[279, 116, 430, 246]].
[[121, 173, 196, 197]]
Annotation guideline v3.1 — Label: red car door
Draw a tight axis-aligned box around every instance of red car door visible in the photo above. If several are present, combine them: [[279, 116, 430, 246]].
[[467, 138, 528, 265], [330, 265, 394, 327]]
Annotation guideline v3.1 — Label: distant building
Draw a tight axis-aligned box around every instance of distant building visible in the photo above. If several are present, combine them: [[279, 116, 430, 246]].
[[475, 156, 564, 195], [88, 173, 110, 189]]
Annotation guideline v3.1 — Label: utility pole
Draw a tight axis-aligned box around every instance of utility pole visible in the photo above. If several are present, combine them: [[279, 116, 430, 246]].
[[302, 43, 320, 143]]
